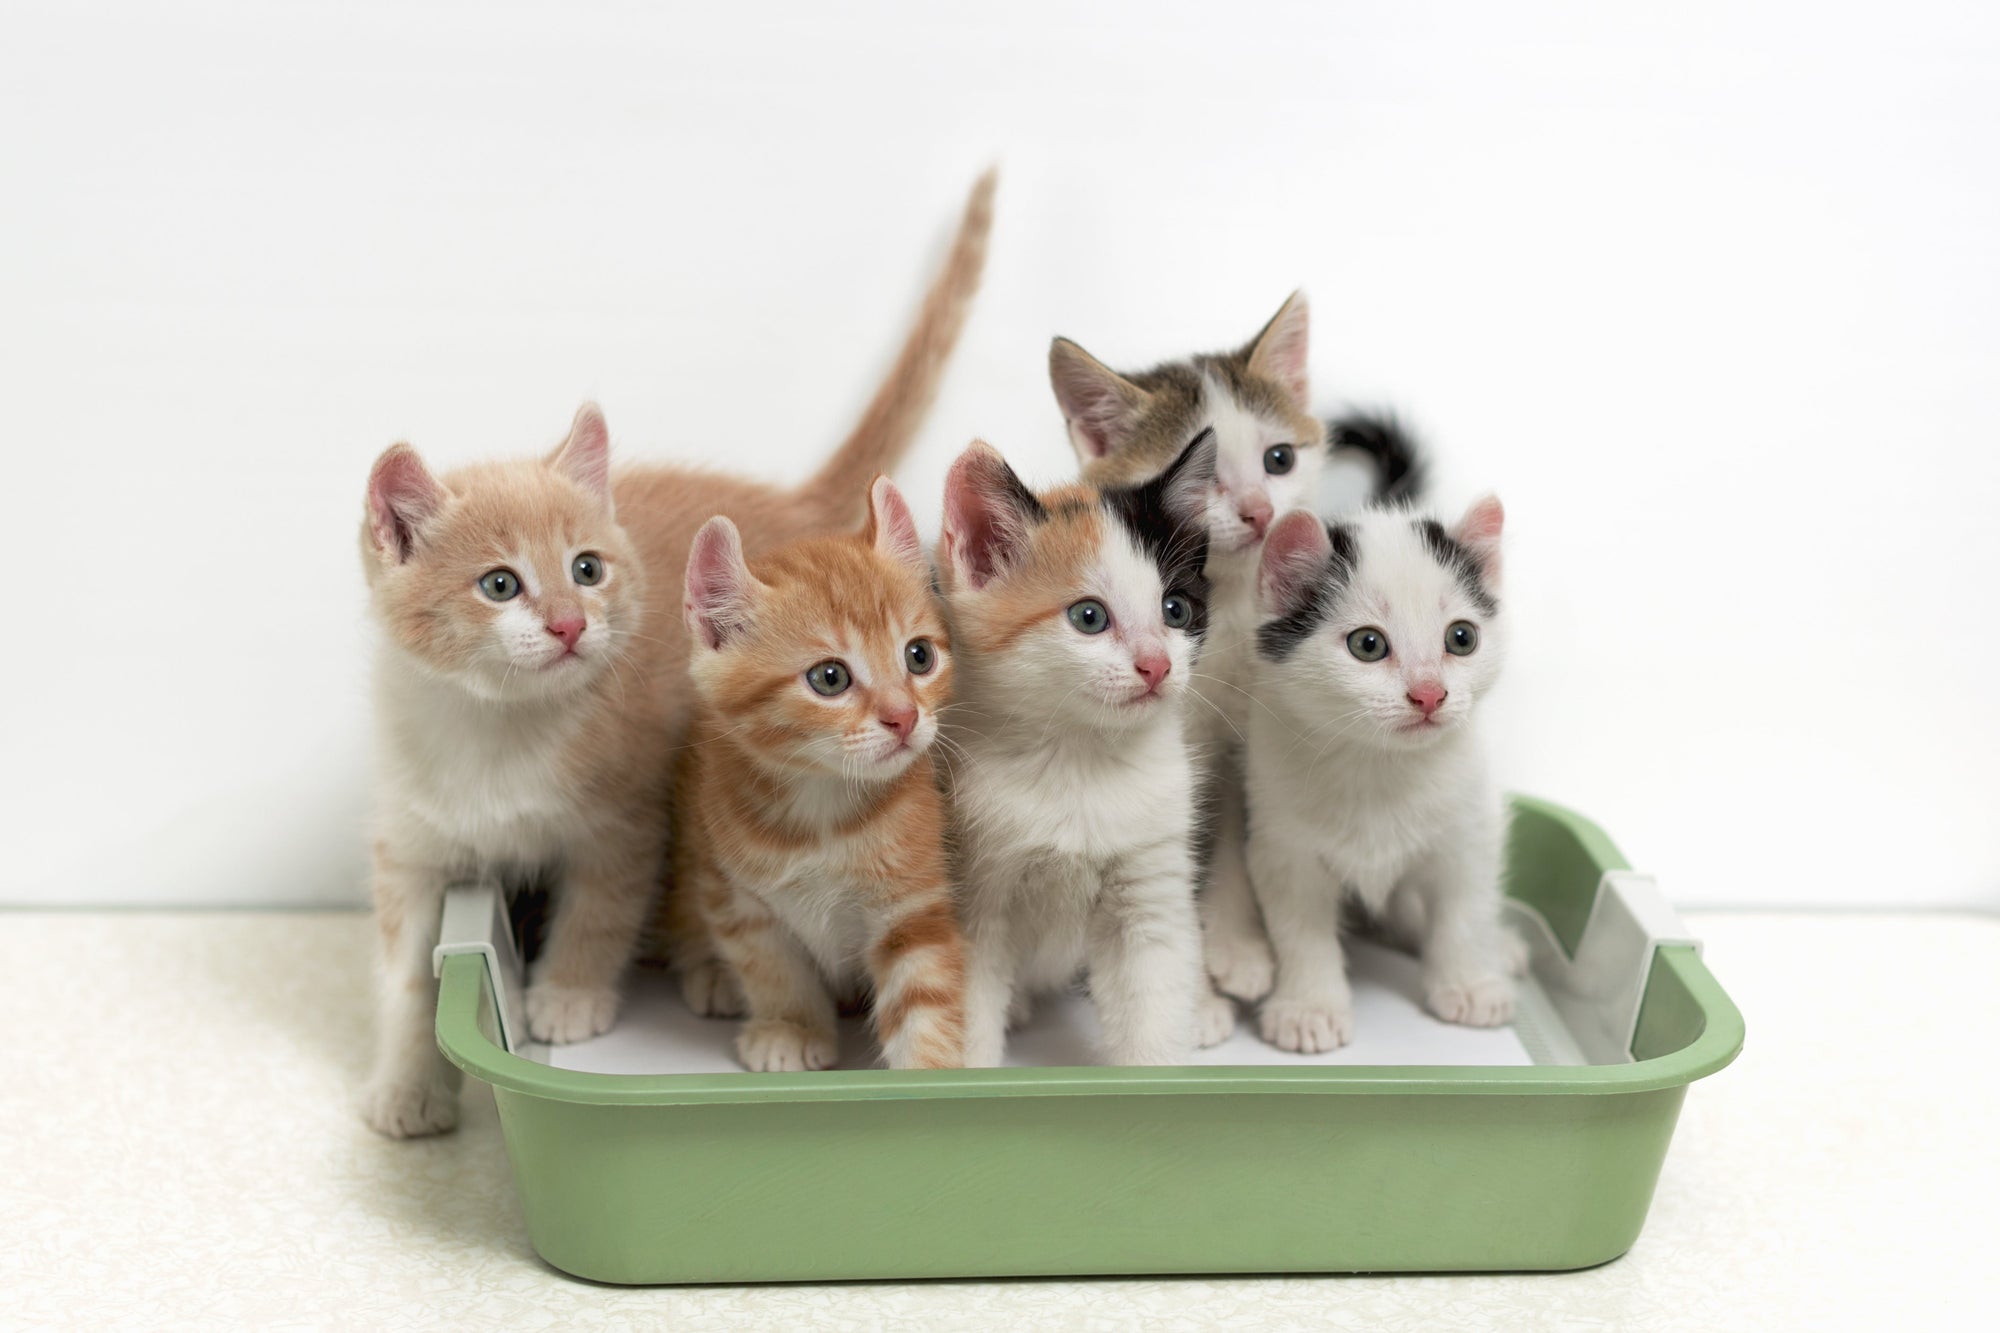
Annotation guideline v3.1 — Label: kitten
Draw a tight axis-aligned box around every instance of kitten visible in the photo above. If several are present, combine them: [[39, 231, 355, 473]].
[[938, 436, 1234, 1066], [672, 479, 966, 1071], [357, 172, 994, 1135], [1046, 296, 1419, 1007], [1243, 499, 1520, 1052]]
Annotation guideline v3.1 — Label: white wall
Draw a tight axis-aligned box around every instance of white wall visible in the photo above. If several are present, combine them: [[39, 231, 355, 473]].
[[3, 0, 1995, 910]]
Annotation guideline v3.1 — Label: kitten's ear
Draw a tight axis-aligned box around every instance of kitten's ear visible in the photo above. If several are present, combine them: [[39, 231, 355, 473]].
[[864, 475, 928, 575], [1154, 426, 1219, 527], [1049, 338, 1151, 462], [1452, 493, 1505, 586], [1259, 509, 1333, 615], [366, 444, 445, 563], [942, 441, 1044, 591], [684, 517, 763, 651], [549, 402, 613, 510], [1243, 291, 1311, 411]]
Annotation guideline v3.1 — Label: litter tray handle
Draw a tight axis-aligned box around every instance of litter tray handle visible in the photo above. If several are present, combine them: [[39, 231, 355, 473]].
[[433, 880, 528, 1054], [1574, 871, 1703, 1060]]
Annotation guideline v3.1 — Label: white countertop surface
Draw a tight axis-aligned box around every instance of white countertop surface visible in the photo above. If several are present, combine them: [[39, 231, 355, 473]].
[[5, 910, 1995, 1330]]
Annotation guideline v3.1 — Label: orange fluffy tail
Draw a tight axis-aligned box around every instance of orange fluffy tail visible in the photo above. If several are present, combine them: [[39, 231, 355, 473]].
[[804, 168, 997, 520]]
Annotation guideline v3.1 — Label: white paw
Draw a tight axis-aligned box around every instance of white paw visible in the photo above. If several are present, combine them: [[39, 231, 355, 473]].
[[679, 960, 746, 1019], [1206, 934, 1276, 1002], [1258, 996, 1353, 1053], [736, 1019, 837, 1072], [1426, 974, 1515, 1027], [1195, 989, 1237, 1049], [526, 983, 620, 1044], [358, 1076, 459, 1139]]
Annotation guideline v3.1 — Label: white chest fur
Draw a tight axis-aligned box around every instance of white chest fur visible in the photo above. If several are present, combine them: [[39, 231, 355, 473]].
[[374, 653, 583, 868]]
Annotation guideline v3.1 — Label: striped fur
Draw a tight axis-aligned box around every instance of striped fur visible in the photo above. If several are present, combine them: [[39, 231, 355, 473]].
[[667, 479, 966, 1072], [357, 173, 994, 1135]]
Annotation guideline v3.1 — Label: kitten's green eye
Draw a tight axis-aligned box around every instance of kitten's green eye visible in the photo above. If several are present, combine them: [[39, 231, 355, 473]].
[[479, 569, 521, 601], [1263, 444, 1297, 476], [1067, 599, 1110, 634], [1347, 627, 1389, 662], [1162, 593, 1194, 629], [905, 638, 936, 675], [806, 661, 852, 697], [571, 552, 603, 586], [1446, 621, 1479, 656]]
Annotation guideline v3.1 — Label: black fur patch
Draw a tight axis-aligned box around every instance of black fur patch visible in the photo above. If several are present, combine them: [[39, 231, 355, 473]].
[[1328, 409, 1428, 504], [1415, 519, 1499, 616], [1102, 434, 1214, 641], [1256, 523, 1356, 661]]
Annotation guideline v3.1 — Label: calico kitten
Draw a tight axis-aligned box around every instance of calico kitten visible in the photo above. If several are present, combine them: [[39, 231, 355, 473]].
[[1048, 295, 1415, 1008], [1243, 499, 1521, 1052], [671, 479, 966, 1072], [939, 436, 1235, 1066], [357, 172, 994, 1135]]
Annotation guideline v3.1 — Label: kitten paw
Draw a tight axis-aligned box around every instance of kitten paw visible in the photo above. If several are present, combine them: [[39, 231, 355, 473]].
[[526, 983, 620, 1044], [679, 960, 746, 1019], [1258, 996, 1353, 1053], [359, 1076, 459, 1139], [1195, 989, 1237, 1048], [736, 1019, 837, 1072], [1206, 935, 1276, 1002], [1426, 974, 1515, 1027]]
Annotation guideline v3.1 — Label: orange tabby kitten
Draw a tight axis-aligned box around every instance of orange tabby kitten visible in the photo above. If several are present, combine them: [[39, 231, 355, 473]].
[[358, 173, 992, 1135], [668, 477, 966, 1071]]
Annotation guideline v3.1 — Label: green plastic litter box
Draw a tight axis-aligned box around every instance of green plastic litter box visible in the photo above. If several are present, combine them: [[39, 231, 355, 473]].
[[433, 795, 1743, 1284]]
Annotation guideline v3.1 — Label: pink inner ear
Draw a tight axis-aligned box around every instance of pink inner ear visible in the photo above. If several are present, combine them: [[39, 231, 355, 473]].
[[1049, 340, 1139, 460], [868, 476, 926, 572], [684, 518, 751, 650], [1259, 508, 1331, 612], [551, 403, 612, 506], [1454, 494, 1505, 580], [367, 445, 442, 561], [942, 444, 1023, 590], [1248, 293, 1311, 409]]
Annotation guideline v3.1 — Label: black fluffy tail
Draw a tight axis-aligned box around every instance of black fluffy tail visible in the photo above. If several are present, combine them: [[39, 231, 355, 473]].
[[1327, 410, 1428, 505]]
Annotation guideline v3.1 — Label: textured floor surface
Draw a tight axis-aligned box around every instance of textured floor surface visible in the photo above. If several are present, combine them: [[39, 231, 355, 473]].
[[4, 910, 1994, 1330]]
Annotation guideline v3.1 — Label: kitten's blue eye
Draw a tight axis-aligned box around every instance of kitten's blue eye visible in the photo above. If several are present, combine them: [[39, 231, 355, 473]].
[[1162, 593, 1194, 630], [1347, 627, 1389, 661], [806, 661, 852, 697], [479, 569, 521, 601], [1446, 621, 1479, 656], [571, 552, 603, 586], [1067, 599, 1110, 634], [905, 638, 936, 675], [1263, 444, 1297, 476]]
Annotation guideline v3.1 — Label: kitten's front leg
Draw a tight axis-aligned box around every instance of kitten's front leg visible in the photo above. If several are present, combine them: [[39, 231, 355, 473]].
[[1200, 776, 1277, 1002], [701, 877, 839, 1072], [527, 823, 662, 1044], [359, 842, 461, 1138], [958, 889, 1018, 1069], [864, 890, 968, 1070], [1408, 833, 1518, 1028], [1248, 831, 1353, 1053], [1088, 844, 1203, 1067]]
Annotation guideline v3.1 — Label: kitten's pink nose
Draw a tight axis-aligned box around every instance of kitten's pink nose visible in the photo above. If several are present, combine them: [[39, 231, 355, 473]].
[[1407, 682, 1448, 717], [546, 616, 586, 651], [1134, 654, 1172, 692], [1236, 494, 1273, 538], [879, 705, 918, 741]]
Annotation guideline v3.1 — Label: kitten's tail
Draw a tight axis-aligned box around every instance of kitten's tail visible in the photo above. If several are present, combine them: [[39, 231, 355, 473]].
[[1328, 409, 1429, 506], [802, 168, 997, 521]]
